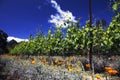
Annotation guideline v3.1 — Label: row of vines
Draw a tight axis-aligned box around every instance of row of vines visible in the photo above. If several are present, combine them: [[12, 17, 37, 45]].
[[10, 0, 120, 56], [10, 11, 120, 56]]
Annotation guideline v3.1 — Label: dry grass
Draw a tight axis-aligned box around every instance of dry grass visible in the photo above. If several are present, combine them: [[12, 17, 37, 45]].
[[0, 54, 120, 80]]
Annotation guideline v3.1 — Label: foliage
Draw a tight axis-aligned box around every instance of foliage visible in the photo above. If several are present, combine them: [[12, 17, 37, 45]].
[[0, 29, 8, 54], [108, 12, 120, 53], [112, 0, 120, 11], [10, 15, 120, 55]]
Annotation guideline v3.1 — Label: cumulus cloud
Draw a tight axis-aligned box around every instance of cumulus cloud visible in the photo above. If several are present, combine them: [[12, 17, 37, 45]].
[[7, 36, 28, 43], [48, 0, 77, 28]]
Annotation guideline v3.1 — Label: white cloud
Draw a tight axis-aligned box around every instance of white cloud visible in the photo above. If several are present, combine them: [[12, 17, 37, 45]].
[[48, 0, 77, 28], [7, 36, 29, 43]]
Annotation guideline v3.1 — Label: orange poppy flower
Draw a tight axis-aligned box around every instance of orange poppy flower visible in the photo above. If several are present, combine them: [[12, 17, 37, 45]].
[[41, 59, 46, 63], [54, 59, 58, 63], [111, 69, 118, 75], [105, 67, 112, 72], [31, 60, 36, 65], [86, 63, 90, 68], [76, 69, 80, 73], [57, 61, 62, 65], [95, 75, 101, 79], [108, 69, 118, 75], [108, 69, 113, 74]]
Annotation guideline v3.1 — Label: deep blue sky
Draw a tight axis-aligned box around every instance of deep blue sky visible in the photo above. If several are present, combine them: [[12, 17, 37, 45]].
[[0, 0, 114, 41]]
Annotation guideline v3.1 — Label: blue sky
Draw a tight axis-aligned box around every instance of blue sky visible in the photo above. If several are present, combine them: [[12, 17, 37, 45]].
[[0, 0, 114, 42]]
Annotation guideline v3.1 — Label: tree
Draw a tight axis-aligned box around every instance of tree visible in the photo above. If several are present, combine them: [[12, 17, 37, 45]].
[[0, 29, 8, 54], [112, 0, 120, 11]]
